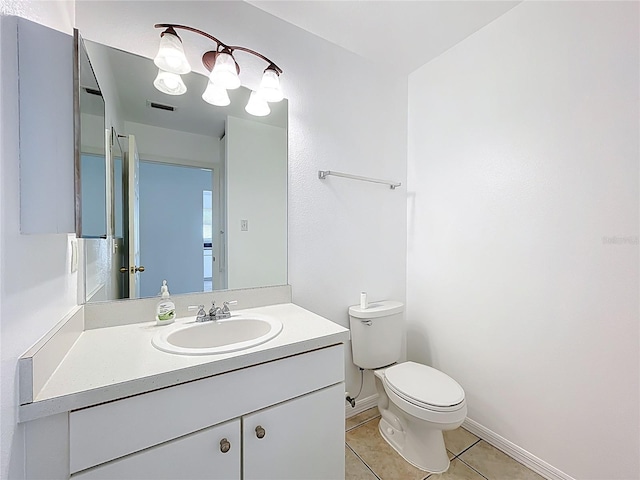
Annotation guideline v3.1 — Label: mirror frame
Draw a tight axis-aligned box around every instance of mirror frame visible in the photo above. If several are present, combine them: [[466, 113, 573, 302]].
[[73, 29, 81, 236]]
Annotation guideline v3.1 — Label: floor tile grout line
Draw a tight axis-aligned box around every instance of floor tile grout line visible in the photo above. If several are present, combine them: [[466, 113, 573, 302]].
[[345, 442, 382, 480], [422, 450, 470, 480], [346, 414, 381, 432], [451, 438, 482, 460], [456, 455, 490, 480], [458, 439, 545, 479]]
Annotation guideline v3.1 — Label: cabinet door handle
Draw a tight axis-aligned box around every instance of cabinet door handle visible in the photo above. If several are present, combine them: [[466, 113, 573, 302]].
[[220, 438, 231, 453], [255, 425, 266, 439]]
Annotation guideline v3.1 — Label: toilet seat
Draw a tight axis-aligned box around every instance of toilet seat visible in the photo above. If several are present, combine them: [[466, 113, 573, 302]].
[[384, 362, 465, 412]]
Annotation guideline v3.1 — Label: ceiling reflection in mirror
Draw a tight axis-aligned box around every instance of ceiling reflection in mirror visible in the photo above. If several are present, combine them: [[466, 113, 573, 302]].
[[82, 40, 287, 303]]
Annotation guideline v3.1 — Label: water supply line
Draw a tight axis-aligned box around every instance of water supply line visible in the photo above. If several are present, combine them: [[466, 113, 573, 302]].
[[346, 368, 364, 408]]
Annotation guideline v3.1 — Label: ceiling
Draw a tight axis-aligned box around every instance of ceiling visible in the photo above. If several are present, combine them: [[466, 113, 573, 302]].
[[246, 1, 520, 74], [77, 1, 521, 136]]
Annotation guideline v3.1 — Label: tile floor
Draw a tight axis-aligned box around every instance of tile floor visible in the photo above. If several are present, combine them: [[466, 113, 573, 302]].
[[345, 408, 545, 480]]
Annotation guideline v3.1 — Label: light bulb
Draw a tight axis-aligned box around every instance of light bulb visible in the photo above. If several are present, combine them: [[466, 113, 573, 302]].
[[202, 81, 230, 107], [165, 56, 182, 70], [258, 68, 283, 103], [245, 90, 270, 117], [163, 75, 179, 89], [153, 69, 187, 95], [154, 30, 191, 75], [210, 52, 241, 90]]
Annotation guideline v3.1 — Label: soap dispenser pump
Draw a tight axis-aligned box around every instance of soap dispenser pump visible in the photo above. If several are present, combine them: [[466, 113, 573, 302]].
[[156, 280, 176, 326]]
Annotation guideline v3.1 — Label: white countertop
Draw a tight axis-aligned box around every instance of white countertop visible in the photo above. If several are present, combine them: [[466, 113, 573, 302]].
[[20, 303, 349, 422]]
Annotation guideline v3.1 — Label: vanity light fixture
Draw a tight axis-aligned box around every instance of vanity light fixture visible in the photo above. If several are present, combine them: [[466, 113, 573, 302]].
[[245, 90, 270, 117], [153, 23, 284, 115], [153, 69, 187, 95], [202, 81, 231, 107]]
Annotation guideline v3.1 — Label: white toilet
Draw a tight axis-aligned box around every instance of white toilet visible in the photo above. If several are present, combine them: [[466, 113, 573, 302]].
[[349, 300, 467, 473]]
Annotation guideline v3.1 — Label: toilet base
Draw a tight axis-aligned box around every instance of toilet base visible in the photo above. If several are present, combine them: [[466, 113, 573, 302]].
[[378, 416, 450, 474]]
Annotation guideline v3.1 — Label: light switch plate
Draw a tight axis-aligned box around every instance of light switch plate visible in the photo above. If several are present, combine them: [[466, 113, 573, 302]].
[[241, 219, 248, 231]]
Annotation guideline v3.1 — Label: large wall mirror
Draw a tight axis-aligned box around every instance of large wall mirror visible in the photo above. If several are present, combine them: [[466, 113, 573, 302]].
[[77, 33, 107, 238], [79, 39, 288, 303]]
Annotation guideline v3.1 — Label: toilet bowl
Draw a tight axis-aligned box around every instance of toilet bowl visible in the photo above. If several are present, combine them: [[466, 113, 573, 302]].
[[348, 301, 467, 473], [373, 362, 467, 473]]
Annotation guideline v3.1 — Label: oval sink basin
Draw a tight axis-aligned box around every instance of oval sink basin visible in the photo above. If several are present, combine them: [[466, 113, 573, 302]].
[[152, 314, 283, 355]]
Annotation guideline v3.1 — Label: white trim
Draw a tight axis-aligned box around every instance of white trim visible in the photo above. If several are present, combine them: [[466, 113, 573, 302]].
[[345, 393, 379, 418], [462, 418, 576, 480]]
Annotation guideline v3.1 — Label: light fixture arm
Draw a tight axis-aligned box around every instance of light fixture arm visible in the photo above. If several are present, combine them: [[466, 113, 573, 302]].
[[154, 23, 283, 74]]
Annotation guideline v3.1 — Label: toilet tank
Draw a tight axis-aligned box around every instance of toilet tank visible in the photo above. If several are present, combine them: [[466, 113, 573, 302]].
[[349, 300, 404, 369]]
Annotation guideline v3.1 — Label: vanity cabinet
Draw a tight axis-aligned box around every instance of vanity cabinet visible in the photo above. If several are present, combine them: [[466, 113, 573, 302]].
[[67, 345, 345, 480], [74, 384, 344, 480]]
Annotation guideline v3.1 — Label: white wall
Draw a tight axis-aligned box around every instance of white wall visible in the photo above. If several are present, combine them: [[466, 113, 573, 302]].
[[75, 0, 407, 408], [80, 112, 106, 154], [0, 2, 77, 479], [1, 0, 74, 33], [83, 238, 113, 302], [407, 2, 639, 479], [84, 40, 125, 134], [226, 116, 287, 289], [80, 113, 107, 238], [123, 121, 220, 168]]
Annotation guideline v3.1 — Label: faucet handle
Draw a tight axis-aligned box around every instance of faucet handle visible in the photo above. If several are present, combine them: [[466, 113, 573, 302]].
[[189, 305, 207, 321], [222, 300, 237, 313]]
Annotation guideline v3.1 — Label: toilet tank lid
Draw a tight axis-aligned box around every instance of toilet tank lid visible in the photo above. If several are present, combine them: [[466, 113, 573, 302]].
[[349, 300, 404, 319]]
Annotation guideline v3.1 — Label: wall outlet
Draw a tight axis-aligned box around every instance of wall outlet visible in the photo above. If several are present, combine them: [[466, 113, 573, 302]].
[[241, 219, 249, 231]]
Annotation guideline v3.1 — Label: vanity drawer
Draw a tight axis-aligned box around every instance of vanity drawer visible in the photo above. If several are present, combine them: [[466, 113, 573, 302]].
[[69, 344, 344, 474], [72, 419, 241, 480]]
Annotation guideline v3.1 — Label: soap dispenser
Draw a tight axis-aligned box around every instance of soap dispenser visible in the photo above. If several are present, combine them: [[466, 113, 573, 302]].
[[156, 280, 176, 326]]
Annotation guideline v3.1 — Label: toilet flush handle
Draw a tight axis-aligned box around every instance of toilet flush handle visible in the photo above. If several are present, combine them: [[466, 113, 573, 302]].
[[361, 320, 372, 326]]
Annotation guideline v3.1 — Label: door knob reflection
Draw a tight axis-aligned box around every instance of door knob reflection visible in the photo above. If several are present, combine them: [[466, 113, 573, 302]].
[[120, 266, 145, 273]]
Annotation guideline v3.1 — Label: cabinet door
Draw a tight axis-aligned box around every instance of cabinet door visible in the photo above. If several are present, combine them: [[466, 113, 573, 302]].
[[16, 17, 75, 234], [72, 419, 240, 480], [243, 383, 345, 480]]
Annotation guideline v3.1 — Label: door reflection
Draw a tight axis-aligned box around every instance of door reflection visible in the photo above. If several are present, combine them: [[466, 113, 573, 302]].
[[138, 162, 217, 297]]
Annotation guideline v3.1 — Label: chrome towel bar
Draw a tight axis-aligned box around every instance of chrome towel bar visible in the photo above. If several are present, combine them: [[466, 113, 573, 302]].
[[318, 170, 401, 190]]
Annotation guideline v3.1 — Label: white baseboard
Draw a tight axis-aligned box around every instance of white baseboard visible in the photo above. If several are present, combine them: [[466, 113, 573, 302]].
[[345, 393, 379, 418], [462, 418, 575, 480]]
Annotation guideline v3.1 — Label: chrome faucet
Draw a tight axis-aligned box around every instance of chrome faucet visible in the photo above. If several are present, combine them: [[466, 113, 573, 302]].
[[191, 301, 237, 322], [208, 302, 218, 319]]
